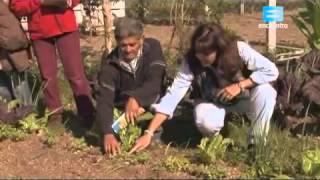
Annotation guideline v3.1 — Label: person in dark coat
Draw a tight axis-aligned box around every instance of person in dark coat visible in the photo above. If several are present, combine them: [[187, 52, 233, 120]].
[[96, 17, 166, 155]]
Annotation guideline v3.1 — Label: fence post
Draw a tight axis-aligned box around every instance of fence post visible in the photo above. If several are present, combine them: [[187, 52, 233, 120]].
[[267, 0, 277, 54], [240, 0, 245, 15]]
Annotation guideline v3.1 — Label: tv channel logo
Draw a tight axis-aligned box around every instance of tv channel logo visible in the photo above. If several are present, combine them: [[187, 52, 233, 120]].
[[263, 6, 284, 23], [258, 6, 288, 29]]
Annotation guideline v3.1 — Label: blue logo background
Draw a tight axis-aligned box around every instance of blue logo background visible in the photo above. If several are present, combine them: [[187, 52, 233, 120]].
[[263, 6, 284, 23]]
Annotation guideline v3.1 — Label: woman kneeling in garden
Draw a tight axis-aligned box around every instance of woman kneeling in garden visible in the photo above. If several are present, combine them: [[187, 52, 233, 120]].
[[130, 23, 279, 153]]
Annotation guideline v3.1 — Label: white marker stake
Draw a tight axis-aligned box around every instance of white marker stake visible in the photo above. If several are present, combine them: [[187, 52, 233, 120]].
[[267, 0, 277, 54]]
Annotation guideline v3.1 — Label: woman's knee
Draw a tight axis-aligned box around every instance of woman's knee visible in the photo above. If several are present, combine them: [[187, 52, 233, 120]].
[[251, 84, 277, 107], [247, 84, 276, 130], [194, 103, 225, 136]]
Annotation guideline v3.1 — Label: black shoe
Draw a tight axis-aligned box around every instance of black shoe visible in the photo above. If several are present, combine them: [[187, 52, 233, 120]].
[[79, 114, 95, 130]]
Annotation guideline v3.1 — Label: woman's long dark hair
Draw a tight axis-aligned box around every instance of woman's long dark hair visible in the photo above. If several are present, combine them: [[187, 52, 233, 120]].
[[186, 23, 243, 79]]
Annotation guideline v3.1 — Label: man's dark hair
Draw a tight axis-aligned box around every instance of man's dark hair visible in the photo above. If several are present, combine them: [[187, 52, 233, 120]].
[[114, 17, 143, 41]]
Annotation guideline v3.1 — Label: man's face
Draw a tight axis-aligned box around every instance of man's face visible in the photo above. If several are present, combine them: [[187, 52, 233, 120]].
[[118, 36, 143, 61]]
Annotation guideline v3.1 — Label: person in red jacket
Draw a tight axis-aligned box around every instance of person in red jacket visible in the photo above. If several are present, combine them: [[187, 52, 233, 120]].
[[10, 0, 95, 133]]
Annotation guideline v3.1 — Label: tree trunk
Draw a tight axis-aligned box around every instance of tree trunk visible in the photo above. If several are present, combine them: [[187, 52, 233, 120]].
[[102, 0, 114, 54]]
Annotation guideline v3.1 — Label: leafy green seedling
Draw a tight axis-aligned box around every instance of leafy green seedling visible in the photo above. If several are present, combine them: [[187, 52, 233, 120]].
[[197, 134, 234, 164]]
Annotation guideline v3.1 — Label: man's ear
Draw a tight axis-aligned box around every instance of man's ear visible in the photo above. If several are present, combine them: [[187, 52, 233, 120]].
[[140, 35, 145, 43]]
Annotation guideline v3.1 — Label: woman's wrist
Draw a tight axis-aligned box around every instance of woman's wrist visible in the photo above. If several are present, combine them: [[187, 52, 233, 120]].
[[237, 82, 244, 93], [238, 78, 254, 90], [144, 130, 154, 137]]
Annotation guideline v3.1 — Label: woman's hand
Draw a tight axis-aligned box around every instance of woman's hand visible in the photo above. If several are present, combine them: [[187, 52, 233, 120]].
[[129, 113, 168, 154], [216, 83, 241, 102], [129, 133, 153, 154]]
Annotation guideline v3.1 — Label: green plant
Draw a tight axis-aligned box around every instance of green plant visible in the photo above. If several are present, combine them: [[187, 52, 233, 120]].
[[7, 99, 21, 110], [19, 113, 47, 133], [197, 135, 233, 164], [202, 0, 225, 24], [187, 164, 227, 178], [224, 145, 248, 166], [127, 151, 151, 165], [113, 108, 122, 120], [0, 124, 26, 141], [70, 137, 88, 152], [302, 149, 320, 177], [118, 124, 141, 153], [43, 129, 57, 147], [114, 108, 153, 153], [163, 49, 179, 79], [247, 126, 312, 178], [164, 155, 190, 172], [126, 0, 150, 21], [291, 0, 320, 49]]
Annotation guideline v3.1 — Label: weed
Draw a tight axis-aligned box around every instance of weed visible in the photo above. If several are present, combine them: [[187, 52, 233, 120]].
[[302, 149, 320, 177], [127, 151, 151, 165], [187, 164, 227, 178], [7, 99, 21, 110], [0, 124, 26, 141], [164, 155, 190, 172], [224, 145, 248, 166], [247, 126, 312, 178], [113, 108, 122, 120], [70, 137, 88, 152], [241, 165, 257, 178], [163, 49, 179, 77], [291, 0, 320, 50], [19, 113, 47, 133], [43, 129, 57, 147]]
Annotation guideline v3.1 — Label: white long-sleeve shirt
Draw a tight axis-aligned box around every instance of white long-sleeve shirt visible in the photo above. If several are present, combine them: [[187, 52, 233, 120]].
[[151, 41, 279, 118]]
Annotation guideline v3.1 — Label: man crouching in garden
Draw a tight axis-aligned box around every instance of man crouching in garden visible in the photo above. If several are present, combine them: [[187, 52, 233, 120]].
[[95, 17, 166, 156]]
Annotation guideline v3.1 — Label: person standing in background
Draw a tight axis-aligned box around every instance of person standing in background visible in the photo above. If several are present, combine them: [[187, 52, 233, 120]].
[[0, 0, 33, 124], [10, 0, 95, 134]]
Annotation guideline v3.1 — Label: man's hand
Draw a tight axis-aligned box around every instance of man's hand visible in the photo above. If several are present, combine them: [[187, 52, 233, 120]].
[[125, 97, 140, 125], [104, 134, 121, 156], [216, 83, 241, 102], [40, 0, 69, 8], [129, 133, 152, 154]]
